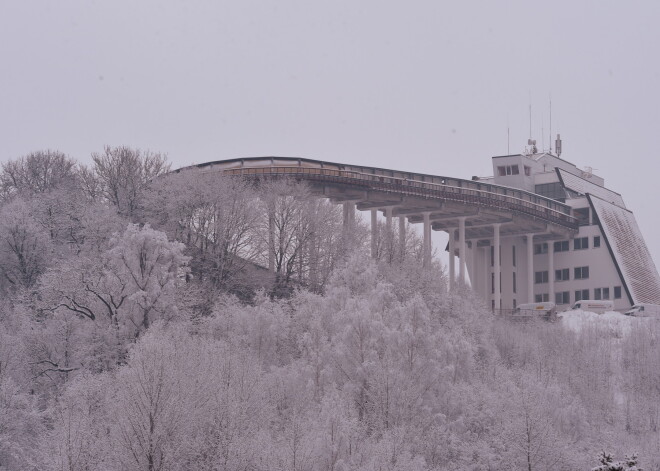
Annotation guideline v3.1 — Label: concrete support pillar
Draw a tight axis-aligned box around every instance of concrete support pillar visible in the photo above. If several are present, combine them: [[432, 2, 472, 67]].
[[399, 216, 406, 262], [448, 229, 455, 291], [527, 233, 535, 303], [494, 223, 501, 311], [371, 209, 378, 259], [423, 212, 432, 267], [482, 246, 489, 302], [342, 202, 356, 228], [385, 207, 394, 261], [470, 240, 477, 290], [458, 216, 467, 285], [548, 241, 555, 305]]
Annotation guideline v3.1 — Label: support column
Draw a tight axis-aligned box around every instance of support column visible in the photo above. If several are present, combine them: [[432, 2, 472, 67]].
[[448, 229, 455, 291], [371, 209, 378, 259], [423, 212, 432, 267], [482, 246, 489, 302], [470, 240, 477, 290], [399, 216, 406, 262], [494, 223, 501, 311], [527, 233, 535, 303], [342, 201, 356, 228], [548, 241, 555, 305], [385, 207, 394, 261], [458, 216, 467, 285]]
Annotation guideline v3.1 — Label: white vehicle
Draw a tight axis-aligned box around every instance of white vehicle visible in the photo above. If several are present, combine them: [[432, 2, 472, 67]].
[[625, 303, 660, 318], [570, 300, 613, 314], [514, 302, 557, 321]]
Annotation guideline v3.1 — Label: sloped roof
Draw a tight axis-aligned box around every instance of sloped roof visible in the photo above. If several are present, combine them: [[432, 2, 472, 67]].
[[589, 194, 660, 304], [557, 168, 626, 208]]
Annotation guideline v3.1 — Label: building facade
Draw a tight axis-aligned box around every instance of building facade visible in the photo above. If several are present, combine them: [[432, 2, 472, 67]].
[[466, 151, 660, 310]]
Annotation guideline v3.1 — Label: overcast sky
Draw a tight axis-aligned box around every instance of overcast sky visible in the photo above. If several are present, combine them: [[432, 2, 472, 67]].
[[2, 1, 659, 263]]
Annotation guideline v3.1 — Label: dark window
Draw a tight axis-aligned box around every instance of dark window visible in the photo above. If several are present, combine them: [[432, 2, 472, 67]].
[[575, 289, 589, 302], [603, 287, 610, 299], [555, 268, 570, 281], [513, 272, 517, 293], [534, 243, 548, 255], [513, 299, 517, 309], [594, 236, 601, 248], [594, 288, 602, 300], [554, 240, 570, 252], [574, 266, 590, 279], [574, 208, 590, 226], [614, 286, 622, 299], [535, 271, 549, 284], [524, 166, 531, 176], [535, 293, 549, 302], [535, 182, 565, 201], [491, 273, 494, 294], [574, 237, 589, 250], [498, 166, 506, 176], [556, 291, 570, 305], [490, 245, 494, 267], [511, 165, 519, 175], [512, 245, 516, 267]]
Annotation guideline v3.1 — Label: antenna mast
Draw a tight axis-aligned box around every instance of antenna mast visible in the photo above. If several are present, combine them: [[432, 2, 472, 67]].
[[549, 94, 553, 153]]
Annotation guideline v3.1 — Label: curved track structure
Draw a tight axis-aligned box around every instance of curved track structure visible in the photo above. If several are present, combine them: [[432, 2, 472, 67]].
[[177, 156, 578, 240]]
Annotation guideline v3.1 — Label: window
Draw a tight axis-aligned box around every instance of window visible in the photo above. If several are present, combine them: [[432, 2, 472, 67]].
[[594, 288, 602, 300], [574, 237, 589, 250], [535, 182, 565, 201], [614, 286, 622, 299], [575, 289, 590, 302], [535, 271, 549, 284], [512, 245, 516, 267], [556, 291, 570, 305], [490, 245, 494, 267], [513, 272, 517, 293], [535, 293, 549, 302], [534, 243, 548, 255], [492, 300, 495, 311], [497, 165, 520, 176], [603, 287, 610, 299], [594, 236, 601, 248], [574, 207, 590, 226], [554, 240, 569, 252], [524, 166, 531, 176], [513, 299, 517, 309], [491, 273, 494, 294], [574, 266, 590, 280], [555, 268, 570, 281]]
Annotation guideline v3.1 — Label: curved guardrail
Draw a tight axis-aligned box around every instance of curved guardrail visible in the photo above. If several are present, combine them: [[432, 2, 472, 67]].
[[219, 165, 578, 230]]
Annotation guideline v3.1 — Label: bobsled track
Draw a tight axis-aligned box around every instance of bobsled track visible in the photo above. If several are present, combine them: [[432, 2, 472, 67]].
[[174, 156, 580, 306]]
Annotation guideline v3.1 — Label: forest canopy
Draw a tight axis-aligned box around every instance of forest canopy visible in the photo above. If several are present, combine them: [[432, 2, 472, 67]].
[[0, 148, 656, 471]]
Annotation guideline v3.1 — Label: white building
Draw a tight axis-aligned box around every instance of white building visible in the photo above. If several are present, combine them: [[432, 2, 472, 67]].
[[467, 150, 660, 311]]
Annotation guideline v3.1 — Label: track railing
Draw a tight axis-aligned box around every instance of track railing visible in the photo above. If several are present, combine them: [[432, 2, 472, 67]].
[[221, 166, 578, 230]]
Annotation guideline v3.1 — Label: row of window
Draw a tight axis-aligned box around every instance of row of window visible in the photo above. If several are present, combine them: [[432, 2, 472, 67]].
[[534, 286, 622, 305], [534, 236, 601, 255], [497, 164, 532, 177], [535, 266, 590, 283]]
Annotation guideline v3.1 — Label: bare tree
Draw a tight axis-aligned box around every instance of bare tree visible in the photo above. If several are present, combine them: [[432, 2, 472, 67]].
[[0, 150, 77, 200], [91, 146, 170, 217]]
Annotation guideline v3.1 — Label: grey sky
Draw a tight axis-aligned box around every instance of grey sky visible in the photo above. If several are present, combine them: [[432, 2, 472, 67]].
[[2, 1, 660, 262]]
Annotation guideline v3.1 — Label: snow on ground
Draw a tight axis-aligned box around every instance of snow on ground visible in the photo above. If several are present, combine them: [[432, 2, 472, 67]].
[[557, 309, 643, 336]]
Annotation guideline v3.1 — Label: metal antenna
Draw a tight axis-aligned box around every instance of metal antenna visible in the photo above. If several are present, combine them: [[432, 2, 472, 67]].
[[541, 115, 545, 153], [549, 94, 552, 153]]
